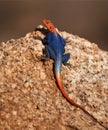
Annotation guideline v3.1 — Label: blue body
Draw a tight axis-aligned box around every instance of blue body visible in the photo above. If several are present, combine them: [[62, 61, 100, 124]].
[[42, 32, 70, 75]]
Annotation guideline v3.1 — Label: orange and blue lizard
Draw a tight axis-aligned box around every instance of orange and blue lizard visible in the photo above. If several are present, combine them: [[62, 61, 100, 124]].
[[40, 19, 107, 130]]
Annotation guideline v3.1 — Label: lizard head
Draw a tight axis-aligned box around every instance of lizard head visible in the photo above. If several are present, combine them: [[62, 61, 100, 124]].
[[42, 19, 57, 33]]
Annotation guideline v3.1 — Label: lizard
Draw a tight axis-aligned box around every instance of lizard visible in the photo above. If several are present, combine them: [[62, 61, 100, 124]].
[[39, 19, 107, 130]]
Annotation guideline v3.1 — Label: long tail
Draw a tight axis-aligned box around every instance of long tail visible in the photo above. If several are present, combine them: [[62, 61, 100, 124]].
[[56, 74, 84, 109], [55, 61, 108, 130]]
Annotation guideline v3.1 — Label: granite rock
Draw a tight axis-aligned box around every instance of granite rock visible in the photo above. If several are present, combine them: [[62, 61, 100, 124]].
[[0, 26, 108, 130]]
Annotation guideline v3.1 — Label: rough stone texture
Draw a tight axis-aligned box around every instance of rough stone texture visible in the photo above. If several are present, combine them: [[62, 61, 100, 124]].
[[0, 26, 108, 130]]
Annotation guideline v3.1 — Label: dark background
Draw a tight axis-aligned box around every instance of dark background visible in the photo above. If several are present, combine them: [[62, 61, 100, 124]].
[[0, 0, 108, 51]]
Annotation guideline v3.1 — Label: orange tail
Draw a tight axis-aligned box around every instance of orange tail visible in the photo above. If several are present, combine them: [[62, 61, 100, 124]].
[[56, 74, 84, 110], [55, 75, 107, 129]]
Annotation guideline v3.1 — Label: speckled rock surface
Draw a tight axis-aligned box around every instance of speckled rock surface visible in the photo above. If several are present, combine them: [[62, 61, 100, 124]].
[[0, 26, 108, 130]]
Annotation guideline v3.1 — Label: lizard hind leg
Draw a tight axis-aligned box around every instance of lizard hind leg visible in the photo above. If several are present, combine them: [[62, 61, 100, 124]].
[[62, 53, 70, 66], [41, 45, 50, 61], [42, 45, 56, 61]]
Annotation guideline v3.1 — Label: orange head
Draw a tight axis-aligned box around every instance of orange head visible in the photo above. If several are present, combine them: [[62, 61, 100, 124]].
[[42, 19, 57, 33]]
